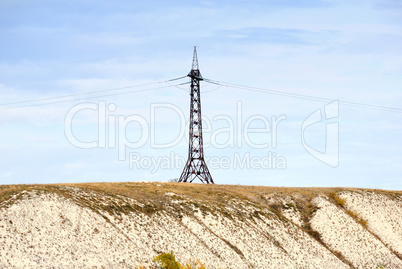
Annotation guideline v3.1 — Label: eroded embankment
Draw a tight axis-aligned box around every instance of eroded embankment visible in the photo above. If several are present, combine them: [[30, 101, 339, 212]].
[[0, 183, 401, 268]]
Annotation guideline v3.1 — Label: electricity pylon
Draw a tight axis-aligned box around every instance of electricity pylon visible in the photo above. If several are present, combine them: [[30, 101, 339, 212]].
[[178, 47, 214, 184]]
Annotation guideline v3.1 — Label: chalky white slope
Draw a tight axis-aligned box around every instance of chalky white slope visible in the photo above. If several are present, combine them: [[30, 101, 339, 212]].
[[339, 190, 402, 255], [311, 196, 401, 268], [0, 184, 400, 268]]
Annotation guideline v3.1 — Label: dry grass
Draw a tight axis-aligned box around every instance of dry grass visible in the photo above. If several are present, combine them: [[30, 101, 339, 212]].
[[329, 193, 347, 208], [0, 182, 334, 230], [346, 209, 368, 228], [1, 182, 399, 213], [0, 182, 399, 232]]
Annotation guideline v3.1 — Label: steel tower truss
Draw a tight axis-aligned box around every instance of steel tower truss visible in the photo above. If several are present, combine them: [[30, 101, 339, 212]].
[[178, 47, 214, 184]]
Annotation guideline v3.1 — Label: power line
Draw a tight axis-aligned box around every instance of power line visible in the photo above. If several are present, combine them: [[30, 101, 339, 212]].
[[204, 78, 402, 113], [165, 80, 190, 92], [0, 82, 185, 111], [0, 76, 187, 108], [202, 85, 223, 93], [1, 75, 400, 114]]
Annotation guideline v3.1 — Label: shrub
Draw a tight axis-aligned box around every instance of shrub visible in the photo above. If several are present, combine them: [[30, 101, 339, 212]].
[[329, 192, 346, 207], [153, 251, 180, 269], [153, 252, 208, 269]]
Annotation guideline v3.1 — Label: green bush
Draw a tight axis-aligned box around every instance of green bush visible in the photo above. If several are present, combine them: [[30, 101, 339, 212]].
[[153, 252, 209, 269], [153, 251, 180, 269]]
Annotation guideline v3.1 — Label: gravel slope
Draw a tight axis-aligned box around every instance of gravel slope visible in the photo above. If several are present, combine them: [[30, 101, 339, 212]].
[[0, 183, 400, 268]]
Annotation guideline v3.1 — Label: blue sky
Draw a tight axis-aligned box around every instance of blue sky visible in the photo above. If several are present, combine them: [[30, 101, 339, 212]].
[[0, 0, 401, 189]]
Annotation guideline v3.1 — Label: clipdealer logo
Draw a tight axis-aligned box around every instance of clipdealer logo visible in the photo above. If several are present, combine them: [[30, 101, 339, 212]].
[[128, 151, 287, 174], [301, 101, 339, 167], [64, 101, 288, 171], [64, 100, 339, 172]]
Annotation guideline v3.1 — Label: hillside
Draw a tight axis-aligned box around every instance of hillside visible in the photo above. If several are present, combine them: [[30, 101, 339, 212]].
[[0, 182, 401, 268]]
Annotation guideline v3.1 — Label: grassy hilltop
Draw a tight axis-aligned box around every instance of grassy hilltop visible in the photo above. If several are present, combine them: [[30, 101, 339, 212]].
[[0, 182, 401, 268]]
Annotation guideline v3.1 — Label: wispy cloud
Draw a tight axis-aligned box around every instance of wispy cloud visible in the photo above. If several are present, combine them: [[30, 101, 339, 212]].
[[216, 27, 337, 46], [375, 0, 402, 10]]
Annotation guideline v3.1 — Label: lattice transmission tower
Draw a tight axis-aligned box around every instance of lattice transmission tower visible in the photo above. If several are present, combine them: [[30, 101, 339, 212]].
[[178, 47, 214, 184]]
